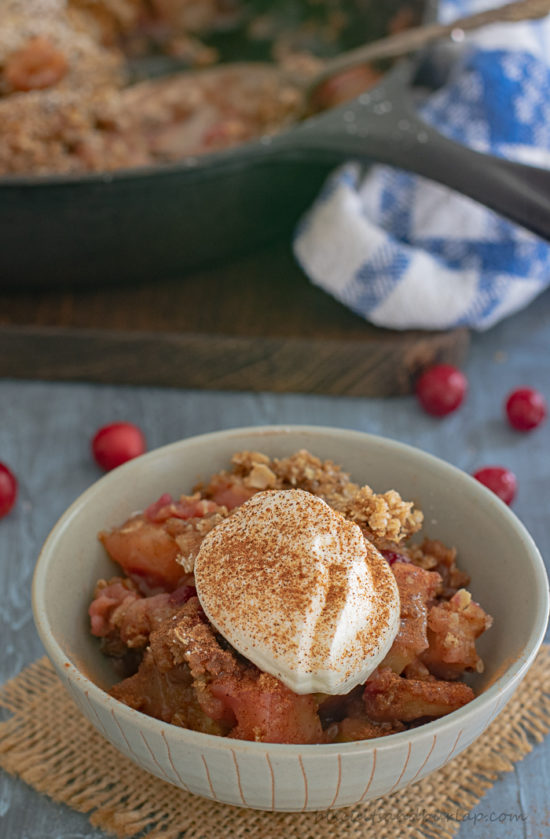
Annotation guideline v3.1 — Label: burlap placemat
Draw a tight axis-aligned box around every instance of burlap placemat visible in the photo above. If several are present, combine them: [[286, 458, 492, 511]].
[[1, 648, 550, 839]]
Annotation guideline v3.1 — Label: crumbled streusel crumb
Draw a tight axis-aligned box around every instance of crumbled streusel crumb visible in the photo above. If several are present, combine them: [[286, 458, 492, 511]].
[[409, 538, 469, 599], [245, 463, 278, 490], [232, 451, 272, 471], [224, 449, 423, 546], [272, 450, 358, 511], [343, 486, 423, 544], [453, 589, 472, 610], [410, 539, 457, 569]]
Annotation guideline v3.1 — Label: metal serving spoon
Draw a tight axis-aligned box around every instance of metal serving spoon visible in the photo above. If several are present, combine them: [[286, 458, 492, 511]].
[[303, 0, 550, 96], [132, 0, 550, 92]]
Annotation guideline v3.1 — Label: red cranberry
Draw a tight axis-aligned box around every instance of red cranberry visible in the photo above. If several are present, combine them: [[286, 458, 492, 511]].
[[0, 462, 17, 518], [473, 467, 517, 505], [381, 550, 409, 565], [92, 422, 146, 471], [168, 584, 197, 606], [505, 388, 547, 432], [415, 364, 468, 416]]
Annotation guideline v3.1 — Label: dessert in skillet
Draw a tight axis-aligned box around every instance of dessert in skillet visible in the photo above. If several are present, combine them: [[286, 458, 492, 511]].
[[89, 449, 492, 744], [0, 1, 417, 174], [0, 0, 301, 174]]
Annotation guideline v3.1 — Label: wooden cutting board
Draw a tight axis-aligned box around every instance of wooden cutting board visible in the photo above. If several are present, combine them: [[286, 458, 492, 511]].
[[0, 242, 468, 396]]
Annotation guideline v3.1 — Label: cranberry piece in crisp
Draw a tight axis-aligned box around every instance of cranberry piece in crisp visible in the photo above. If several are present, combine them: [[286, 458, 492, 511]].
[[381, 550, 409, 566], [91, 422, 146, 471], [415, 364, 468, 417], [505, 388, 547, 432], [0, 462, 18, 518], [168, 584, 197, 607], [473, 467, 517, 505]]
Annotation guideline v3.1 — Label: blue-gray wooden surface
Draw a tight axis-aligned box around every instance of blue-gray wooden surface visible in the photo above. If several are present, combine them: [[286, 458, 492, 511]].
[[1, 289, 549, 839]]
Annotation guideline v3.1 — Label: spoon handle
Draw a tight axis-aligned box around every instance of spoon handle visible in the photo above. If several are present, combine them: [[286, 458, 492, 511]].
[[318, 0, 550, 82], [290, 62, 550, 241]]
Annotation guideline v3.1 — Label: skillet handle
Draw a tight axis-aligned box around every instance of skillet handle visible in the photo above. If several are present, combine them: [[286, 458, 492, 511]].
[[290, 62, 550, 241]]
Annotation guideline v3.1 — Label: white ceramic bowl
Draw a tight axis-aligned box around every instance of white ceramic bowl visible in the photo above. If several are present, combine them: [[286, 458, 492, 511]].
[[32, 426, 549, 811]]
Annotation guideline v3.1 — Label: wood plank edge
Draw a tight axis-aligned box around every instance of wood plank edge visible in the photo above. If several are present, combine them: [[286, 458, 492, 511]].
[[0, 325, 470, 397]]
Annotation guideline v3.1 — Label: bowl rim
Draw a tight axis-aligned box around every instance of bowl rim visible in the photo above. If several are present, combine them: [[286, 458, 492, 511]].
[[32, 424, 550, 756]]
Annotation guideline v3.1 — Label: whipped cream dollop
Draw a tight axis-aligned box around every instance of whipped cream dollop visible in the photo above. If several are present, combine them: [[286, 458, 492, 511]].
[[194, 489, 400, 695]]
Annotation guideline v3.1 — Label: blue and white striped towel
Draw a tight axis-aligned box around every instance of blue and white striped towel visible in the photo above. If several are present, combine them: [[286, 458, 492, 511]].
[[293, 0, 550, 331]]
